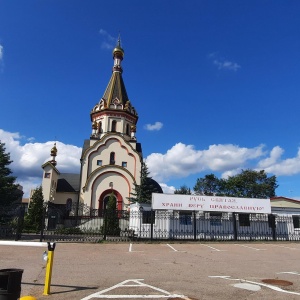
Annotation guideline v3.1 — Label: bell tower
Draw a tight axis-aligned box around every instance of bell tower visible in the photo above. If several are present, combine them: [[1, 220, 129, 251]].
[[79, 38, 142, 211], [90, 37, 138, 142]]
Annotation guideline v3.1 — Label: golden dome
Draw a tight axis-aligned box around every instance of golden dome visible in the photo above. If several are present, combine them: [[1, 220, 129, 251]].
[[50, 143, 57, 156], [113, 37, 124, 58]]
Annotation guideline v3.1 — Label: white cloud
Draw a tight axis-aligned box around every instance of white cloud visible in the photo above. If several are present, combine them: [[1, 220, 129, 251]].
[[99, 29, 115, 42], [4, 128, 300, 198], [144, 122, 163, 131], [0, 129, 81, 197], [257, 146, 284, 169], [213, 59, 241, 71], [101, 41, 113, 50], [99, 29, 117, 50], [209, 52, 241, 71], [159, 183, 176, 194], [257, 147, 300, 176], [146, 142, 264, 182], [0, 44, 3, 61]]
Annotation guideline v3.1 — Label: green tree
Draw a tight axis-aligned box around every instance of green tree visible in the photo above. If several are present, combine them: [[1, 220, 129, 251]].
[[24, 186, 44, 231], [104, 192, 120, 236], [128, 161, 161, 204], [194, 174, 222, 196], [194, 170, 278, 198], [0, 141, 20, 207], [174, 185, 191, 194], [224, 169, 278, 198]]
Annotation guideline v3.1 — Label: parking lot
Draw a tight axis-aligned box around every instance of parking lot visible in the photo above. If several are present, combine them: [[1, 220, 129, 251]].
[[1, 242, 300, 299]]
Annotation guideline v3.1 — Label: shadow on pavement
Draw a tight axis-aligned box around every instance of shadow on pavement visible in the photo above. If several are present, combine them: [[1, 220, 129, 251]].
[[22, 282, 98, 295]]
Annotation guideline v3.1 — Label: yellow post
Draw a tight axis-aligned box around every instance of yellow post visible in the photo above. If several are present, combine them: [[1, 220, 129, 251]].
[[43, 242, 56, 295]]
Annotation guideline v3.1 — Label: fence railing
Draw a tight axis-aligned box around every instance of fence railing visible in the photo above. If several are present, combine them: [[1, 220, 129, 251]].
[[2, 203, 300, 242], [130, 210, 300, 241]]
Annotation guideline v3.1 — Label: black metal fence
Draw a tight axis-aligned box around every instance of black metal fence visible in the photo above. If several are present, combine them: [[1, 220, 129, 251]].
[[2, 202, 300, 242], [134, 210, 300, 241], [40, 202, 133, 242], [0, 204, 25, 241]]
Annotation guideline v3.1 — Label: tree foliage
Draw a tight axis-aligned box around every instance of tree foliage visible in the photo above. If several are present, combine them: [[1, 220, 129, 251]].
[[24, 186, 44, 231], [174, 185, 191, 195], [194, 170, 278, 198], [194, 174, 221, 196], [0, 142, 20, 207], [103, 192, 120, 236], [128, 161, 162, 204]]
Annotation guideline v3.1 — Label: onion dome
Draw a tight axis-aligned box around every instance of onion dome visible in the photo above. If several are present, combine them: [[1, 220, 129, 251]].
[[112, 37, 124, 62], [50, 143, 57, 157], [50, 143, 57, 166]]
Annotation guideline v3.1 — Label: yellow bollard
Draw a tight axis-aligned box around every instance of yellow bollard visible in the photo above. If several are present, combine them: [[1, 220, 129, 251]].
[[43, 242, 56, 295], [20, 297, 37, 300]]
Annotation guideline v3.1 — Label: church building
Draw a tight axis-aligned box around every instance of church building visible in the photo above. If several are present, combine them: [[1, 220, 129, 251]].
[[41, 39, 146, 212]]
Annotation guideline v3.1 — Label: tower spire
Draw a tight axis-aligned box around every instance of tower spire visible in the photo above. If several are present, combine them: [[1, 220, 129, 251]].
[[117, 33, 121, 47], [112, 35, 124, 73]]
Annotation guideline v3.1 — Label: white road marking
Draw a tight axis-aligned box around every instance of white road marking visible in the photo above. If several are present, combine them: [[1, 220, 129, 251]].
[[235, 244, 266, 251], [276, 245, 300, 250], [80, 279, 186, 299], [277, 271, 300, 276], [128, 243, 143, 253], [166, 244, 186, 252], [201, 244, 226, 252], [166, 244, 178, 251], [209, 275, 300, 296]]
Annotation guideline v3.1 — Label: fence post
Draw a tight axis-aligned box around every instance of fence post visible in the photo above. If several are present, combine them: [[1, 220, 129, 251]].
[[270, 214, 277, 241], [150, 209, 153, 241], [103, 210, 107, 241], [193, 211, 197, 240], [40, 206, 46, 242], [15, 206, 25, 241], [233, 213, 238, 241]]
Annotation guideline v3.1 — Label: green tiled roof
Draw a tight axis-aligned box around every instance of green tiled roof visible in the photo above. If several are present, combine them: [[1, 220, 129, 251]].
[[102, 70, 129, 106]]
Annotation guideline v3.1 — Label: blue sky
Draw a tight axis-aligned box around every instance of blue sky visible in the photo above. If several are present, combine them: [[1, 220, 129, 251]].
[[1, 1, 300, 198]]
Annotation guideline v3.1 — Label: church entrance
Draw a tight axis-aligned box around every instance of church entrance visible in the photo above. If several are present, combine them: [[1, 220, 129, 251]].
[[102, 194, 116, 211], [98, 189, 123, 214]]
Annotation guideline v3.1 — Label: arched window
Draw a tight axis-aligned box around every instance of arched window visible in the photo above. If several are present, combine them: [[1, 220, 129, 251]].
[[111, 120, 117, 132], [110, 152, 115, 165], [66, 198, 72, 213], [98, 122, 102, 134], [126, 124, 130, 136]]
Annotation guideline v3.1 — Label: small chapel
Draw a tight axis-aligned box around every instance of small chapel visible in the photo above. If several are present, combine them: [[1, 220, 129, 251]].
[[41, 39, 161, 212]]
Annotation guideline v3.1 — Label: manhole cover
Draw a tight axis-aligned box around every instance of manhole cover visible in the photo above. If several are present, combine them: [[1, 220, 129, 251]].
[[262, 279, 293, 286]]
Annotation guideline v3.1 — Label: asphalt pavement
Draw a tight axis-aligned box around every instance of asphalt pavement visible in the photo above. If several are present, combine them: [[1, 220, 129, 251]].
[[1, 241, 300, 299]]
